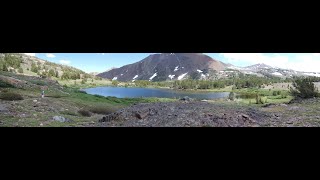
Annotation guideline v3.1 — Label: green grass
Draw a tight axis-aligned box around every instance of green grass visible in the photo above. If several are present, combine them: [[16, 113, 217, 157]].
[[58, 78, 112, 88]]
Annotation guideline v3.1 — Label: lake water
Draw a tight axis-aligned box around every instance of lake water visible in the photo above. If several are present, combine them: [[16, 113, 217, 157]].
[[83, 87, 230, 100]]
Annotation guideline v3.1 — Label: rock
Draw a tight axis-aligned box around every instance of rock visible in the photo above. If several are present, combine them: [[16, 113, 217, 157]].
[[52, 116, 71, 123], [135, 111, 148, 119], [241, 114, 249, 119], [0, 104, 8, 112], [280, 104, 288, 107], [201, 100, 208, 102], [40, 123, 43, 126], [33, 100, 37, 103], [180, 96, 192, 101], [100, 116, 107, 122]]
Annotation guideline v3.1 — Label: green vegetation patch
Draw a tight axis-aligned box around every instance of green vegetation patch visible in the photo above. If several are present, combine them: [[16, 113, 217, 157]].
[[0, 92, 23, 101]]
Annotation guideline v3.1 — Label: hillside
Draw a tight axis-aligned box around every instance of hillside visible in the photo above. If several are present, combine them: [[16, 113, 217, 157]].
[[0, 53, 91, 80]]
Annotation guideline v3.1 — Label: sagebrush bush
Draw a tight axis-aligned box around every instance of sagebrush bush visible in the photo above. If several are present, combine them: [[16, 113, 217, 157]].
[[78, 109, 92, 117], [0, 92, 23, 101]]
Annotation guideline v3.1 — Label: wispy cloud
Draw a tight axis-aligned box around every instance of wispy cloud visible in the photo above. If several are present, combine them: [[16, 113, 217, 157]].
[[59, 60, 71, 65], [24, 53, 36, 56], [46, 53, 56, 58]]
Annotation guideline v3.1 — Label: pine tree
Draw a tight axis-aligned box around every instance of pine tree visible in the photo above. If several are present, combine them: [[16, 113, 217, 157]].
[[31, 63, 38, 73]]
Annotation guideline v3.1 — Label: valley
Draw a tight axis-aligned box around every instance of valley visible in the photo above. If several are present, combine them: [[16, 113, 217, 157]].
[[1, 53, 320, 127]]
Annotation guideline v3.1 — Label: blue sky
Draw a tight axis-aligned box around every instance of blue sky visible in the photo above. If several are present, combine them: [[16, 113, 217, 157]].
[[24, 53, 320, 73]]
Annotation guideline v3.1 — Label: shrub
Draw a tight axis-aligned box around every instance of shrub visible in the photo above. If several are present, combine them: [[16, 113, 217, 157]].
[[18, 68, 23, 73], [78, 109, 92, 117], [81, 79, 87, 84], [112, 80, 119, 86], [281, 92, 288, 99], [0, 80, 14, 88], [88, 106, 117, 115], [255, 94, 267, 104], [272, 91, 278, 96], [290, 78, 319, 99], [277, 91, 281, 95], [0, 92, 23, 101], [228, 92, 235, 101]]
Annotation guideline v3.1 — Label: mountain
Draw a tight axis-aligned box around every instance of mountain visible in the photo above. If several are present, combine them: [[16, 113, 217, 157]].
[[244, 63, 274, 71], [229, 63, 320, 78], [97, 53, 227, 81]]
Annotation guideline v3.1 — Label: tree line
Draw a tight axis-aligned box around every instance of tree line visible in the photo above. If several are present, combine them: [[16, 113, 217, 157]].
[[131, 75, 289, 90]]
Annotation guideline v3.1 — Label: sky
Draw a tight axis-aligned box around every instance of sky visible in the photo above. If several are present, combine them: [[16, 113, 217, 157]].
[[23, 53, 320, 73]]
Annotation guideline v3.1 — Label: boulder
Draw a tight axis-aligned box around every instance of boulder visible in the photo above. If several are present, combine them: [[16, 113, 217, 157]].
[[52, 116, 71, 123], [135, 111, 148, 119]]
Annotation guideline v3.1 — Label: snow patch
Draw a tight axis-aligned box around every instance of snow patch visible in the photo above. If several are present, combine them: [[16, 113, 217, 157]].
[[304, 72, 320, 77], [121, 74, 123, 76], [201, 74, 206, 78], [168, 75, 175, 80], [149, 73, 157, 81], [133, 75, 138, 80], [112, 77, 118, 80], [178, 73, 188, 80], [272, 72, 283, 76], [197, 69, 203, 73], [174, 66, 179, 72]]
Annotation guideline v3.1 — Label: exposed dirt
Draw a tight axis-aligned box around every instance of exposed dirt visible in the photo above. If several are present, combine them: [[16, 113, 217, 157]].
[[96, 98, 320, 127]]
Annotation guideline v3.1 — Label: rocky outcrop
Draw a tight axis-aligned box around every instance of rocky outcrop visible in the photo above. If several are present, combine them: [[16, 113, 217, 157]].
[[97, 102, 273, 127]]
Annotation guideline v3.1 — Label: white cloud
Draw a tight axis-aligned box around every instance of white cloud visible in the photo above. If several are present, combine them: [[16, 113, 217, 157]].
[[96, 53, 105, 55], [220, 53, 320, 72], [24, 53, 36, 56], [59, 60, 71, 65], [46, 53, 56, 58]]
